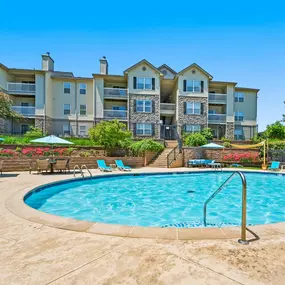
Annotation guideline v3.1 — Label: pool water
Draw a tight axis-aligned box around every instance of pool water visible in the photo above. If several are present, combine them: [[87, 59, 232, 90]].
[[25, 172, 285, 228]]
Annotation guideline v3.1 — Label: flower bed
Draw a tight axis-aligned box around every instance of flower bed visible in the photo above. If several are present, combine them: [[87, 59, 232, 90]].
[[223, 152, 261, 163]]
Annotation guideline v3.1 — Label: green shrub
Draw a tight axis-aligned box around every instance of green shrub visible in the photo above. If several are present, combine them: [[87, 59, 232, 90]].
[[24, 127, 44, 138], [130, 139, 164, 156], [184, 133, 207, 147], [89, 120, 132, 149], [201, 128, 213, 140], [264, 121, 285, 139], [223, 141, 231, 148]]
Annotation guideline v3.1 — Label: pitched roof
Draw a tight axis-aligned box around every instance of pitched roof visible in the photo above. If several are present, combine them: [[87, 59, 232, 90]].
[[178, 63, 213, 79], [157, 64, 177, 75], [124, 59, 163, 76]]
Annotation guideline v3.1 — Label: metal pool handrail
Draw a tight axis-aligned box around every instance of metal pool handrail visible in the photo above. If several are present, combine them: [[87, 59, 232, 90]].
[[81, 165, 92, 177], [203, 171, 249, 245]]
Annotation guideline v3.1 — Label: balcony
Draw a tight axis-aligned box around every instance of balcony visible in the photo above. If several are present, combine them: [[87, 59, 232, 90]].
[[104, 109, 128, 120], [208, 93, 227, 104], [160, 103, 175, 115], [208, 114, 226, 123], [104, 88, 127, 99], [7, 83, 36, 95], [12, 106, 35, 117]]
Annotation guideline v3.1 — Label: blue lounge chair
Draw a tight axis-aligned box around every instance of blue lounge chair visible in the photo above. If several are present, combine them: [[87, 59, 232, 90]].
[[97, 160, 112, 172], [115, 160, 132, 171], [268, 161, 280, 171]]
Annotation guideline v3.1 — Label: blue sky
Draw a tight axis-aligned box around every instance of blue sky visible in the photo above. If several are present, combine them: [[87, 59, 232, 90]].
[[1, 0, 285, 131]]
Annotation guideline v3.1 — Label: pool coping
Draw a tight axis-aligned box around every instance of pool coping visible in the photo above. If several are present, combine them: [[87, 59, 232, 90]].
[[6, 169, 285, 241]]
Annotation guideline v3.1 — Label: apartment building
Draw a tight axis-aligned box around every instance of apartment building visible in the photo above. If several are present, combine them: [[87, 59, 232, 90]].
[[0, 53, 259, 140]]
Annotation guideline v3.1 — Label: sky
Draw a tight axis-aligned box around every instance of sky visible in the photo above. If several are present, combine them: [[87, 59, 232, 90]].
[[1, 0, 285, 131]]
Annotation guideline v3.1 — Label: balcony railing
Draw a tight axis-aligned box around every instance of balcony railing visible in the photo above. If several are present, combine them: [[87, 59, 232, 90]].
[[104, 109, 128, 119], [208, 114, 226, 123], [160, 103, 176, 115], [104, 88, 127, 99], [12, 106, 35, 117], [7, 83, 36, 94], [208, 93, 227, 103]]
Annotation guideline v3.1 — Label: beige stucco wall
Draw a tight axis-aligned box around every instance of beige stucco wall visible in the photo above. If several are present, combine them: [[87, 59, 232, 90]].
[[94, 78, 104, 119], [104, 100, 127, 109], [77, 80, 94, 120], [0, 67, 13, 90], [234, 89, 257, 123], [35, 74, 45, 116], [127, 64, 160, 95], [12, 97, 35, 105], [177, 68, 209, 97], [226, 85, 235, 121], [44, 73, 53, 118]]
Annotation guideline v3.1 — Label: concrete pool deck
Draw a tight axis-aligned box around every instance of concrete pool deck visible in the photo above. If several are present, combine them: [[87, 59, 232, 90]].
[[1, 167, 285, 284]]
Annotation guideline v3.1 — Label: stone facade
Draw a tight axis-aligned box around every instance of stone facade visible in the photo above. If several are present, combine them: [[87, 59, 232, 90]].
[[226, 122, 234, 140], [177, 96, 208, 135], [129, 94, 160, 139]]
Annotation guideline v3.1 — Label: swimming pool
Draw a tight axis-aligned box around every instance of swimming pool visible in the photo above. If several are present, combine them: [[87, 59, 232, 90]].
[[24, 172, 285, 228]]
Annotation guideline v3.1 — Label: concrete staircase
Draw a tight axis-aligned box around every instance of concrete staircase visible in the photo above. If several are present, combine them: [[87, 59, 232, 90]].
[[148, 140, 178, 168]]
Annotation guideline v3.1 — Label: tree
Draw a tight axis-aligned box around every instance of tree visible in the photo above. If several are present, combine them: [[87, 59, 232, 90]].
[[184, 133, 207, 146], [88, 120, 132, 148], [0, 92, 22, 119], [201, 128, 214, 140], [130, 139, 164, 156], [264, 121, 285, 140]]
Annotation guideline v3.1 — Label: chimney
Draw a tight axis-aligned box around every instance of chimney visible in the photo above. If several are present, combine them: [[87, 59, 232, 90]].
[[100, 56, 108, 75], [41, 52, 54, 71]]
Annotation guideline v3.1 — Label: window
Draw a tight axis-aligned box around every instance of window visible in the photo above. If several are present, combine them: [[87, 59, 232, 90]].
[[136, 100, 152, 113], [79, 83, 87, 95], [136, 123, 152, 135], [21, 124, 29, 134], [80, 104, 86, 115], [235, 111, 244, 121], [234, 127, 244, 140], [185, 124, 201, 133], [186, 80, 201, 92], [235, 92, 244, 102], [63, 123, 70, 135], [63, 82, 71, 94], [185, 102, 201, 115], [79, 126, 86, 136], [63, 104, 71, 115], [137, 77, 152, 90]]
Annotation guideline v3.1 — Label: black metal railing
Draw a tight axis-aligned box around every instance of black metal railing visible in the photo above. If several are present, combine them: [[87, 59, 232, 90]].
[[166, 138, 182, 167]]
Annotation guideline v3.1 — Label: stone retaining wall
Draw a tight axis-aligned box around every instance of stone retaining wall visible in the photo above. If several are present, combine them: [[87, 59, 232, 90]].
[[0, 156, 145, 172]]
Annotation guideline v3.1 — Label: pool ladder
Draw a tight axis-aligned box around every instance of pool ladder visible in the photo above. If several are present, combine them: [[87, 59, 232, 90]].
[[73, 165, 92, 179], [203, 171, 249, 245]]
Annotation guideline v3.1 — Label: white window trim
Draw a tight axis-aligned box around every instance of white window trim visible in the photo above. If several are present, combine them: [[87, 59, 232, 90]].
[[136, 100, 152, 113], [186, 102, 201, 115], [186, 80, 201, 92], [136, 123, 152, 136], [137, 77, 152, 90], [62, 123, 70, 135], [79, 125, 87, 136], [235, 92, 245, 102], [185, 124, 201, 133], [63, 82, 71, 94], [235, 111, 244, 121], [79, 104, 87, 115], [79, 83, 87, 95], [63, 104, 71, 115]]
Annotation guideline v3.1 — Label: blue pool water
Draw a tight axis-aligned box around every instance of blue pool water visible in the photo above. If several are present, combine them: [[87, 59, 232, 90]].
[[25, 172, 285, 228]]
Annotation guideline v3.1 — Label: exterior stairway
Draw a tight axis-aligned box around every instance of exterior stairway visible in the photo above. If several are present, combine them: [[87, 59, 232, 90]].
[[148, 141, 178, 168]]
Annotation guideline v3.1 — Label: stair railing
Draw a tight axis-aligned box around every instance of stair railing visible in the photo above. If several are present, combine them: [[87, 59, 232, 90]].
[[167, 138, 182, 168]]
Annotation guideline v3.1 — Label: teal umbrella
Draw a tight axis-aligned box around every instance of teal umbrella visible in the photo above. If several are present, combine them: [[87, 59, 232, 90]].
[[31, 135, 73, 157], [0, 138, 4, 142], [200, 142, 224, 148]]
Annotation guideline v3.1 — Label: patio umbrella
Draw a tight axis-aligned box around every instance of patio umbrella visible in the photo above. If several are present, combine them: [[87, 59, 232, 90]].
[[200, 142, 224, 159], [200, 143, 224, 149], [30, 135, 73, 157], [0, 138, 4, 142]]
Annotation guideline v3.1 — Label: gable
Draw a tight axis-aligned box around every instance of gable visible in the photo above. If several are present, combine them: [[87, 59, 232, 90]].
[[178, 63, 213, 80], [124, 59, 163, 76], [158, 64, 176, 79]]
